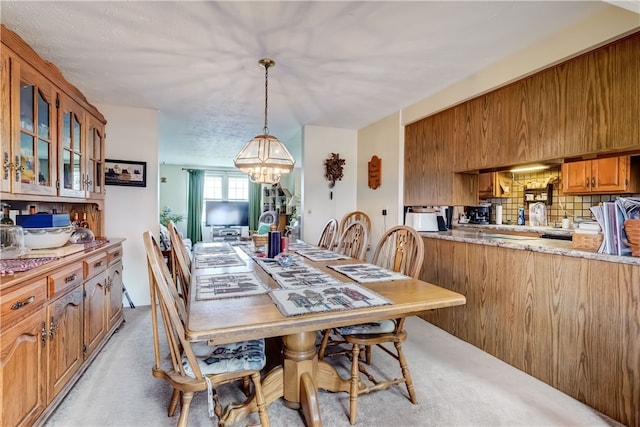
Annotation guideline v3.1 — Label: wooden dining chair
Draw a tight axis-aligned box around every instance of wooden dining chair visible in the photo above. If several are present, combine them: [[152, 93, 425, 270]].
[[338, 211, 371, 237], [167, 220, 191, 303], [334, 219, 369, 261], [319, 225, 424, 424], [143, 231, 270, 427], [316, 218, 339, 249]]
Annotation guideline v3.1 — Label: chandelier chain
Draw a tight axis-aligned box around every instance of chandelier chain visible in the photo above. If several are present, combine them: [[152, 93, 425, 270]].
[[263, 61, 269, 135]]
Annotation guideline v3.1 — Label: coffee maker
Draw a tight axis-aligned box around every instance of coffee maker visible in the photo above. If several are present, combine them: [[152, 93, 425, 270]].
[[465, 206, 491, 225]]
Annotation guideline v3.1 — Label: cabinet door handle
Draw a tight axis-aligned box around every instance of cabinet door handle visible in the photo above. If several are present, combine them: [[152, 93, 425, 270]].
[[592, 177, 596, 187], [586, 178, 590, 187], [65, 273, 78, 283], [94, 260, 104, 268], [11, 295, 35, 310], [41, 322, 48, 348]]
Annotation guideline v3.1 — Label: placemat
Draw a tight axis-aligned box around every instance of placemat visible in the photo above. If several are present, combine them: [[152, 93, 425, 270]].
[[296, 248, 349, 261], [0, 257, 58, 275], [194, 242, 235, 255], [194, 252, 246, 269], [195, 271, 270, 300], [269, 283, 392, 316], [329, 263, 410, 283], [256, 257, 345, 289]]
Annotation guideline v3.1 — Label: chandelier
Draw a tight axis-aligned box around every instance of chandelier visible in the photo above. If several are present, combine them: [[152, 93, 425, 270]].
[[234, 58, 295, 184]]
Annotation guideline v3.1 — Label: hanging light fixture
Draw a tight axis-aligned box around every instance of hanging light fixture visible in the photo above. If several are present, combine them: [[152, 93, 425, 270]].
[[234, 58, 295, 184]]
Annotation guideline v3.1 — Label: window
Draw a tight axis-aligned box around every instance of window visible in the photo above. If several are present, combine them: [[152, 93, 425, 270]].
[[203, 172, 248, 201]]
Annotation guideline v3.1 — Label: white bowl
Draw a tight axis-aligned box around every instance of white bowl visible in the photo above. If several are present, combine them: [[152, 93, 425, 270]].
[[23, 225, 74, 249]]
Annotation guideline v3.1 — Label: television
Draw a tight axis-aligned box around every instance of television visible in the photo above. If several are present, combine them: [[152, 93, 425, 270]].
[[205, 201, 249, 227]]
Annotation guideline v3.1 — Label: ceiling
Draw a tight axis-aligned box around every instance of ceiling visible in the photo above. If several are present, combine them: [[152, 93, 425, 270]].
[[1, 1, 636, 168]]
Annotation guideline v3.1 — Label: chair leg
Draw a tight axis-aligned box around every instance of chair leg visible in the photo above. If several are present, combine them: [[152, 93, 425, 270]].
[[395, 342, 417, 404], [251, 371, 270, 427], [168, 388, 180, 416], [318, 329, 332, 360], [177, 391, 194, 427], [349, 344, 361, 425]]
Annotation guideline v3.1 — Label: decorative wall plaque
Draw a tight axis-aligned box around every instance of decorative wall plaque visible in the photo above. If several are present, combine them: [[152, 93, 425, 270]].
[[368, 155, 381, 189]]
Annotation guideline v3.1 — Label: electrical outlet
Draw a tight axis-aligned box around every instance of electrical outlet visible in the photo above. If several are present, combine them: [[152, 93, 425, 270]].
[[382, 209, 387, 216]]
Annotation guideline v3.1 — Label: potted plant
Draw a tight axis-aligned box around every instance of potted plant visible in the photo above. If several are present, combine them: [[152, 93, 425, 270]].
[[160, 206, 184, 227]]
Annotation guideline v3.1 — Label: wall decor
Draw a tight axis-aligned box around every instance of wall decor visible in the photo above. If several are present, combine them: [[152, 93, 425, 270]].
[[105, 159, 147, 187], [324, 153, 345, 188], [368, 155, 382, 189]]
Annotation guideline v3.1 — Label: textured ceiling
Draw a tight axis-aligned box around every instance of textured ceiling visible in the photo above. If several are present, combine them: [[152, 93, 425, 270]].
[[0, 1, 623, 167]]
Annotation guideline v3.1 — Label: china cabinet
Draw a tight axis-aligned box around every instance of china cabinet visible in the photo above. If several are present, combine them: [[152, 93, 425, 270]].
[[0, 240, 125, 426]]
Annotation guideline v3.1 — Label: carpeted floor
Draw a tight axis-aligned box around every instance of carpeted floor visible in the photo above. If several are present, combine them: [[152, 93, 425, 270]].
[[44, 306, 619, 427]]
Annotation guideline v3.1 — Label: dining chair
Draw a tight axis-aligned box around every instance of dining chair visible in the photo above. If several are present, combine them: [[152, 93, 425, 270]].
[[143, 231, 270, 427], [334, 219, 369, 261], [167, 220, 191, 303], [339, 211, 371, 237], [316, 218, 339, 249], [318, 225, 424, 424]]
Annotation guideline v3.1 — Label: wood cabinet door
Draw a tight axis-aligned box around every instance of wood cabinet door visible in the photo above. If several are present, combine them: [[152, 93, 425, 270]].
[[57, 93, 86, 198], [83, 273, 107, 359], [478, 173, 494, 198], [562, 161, 590, 193], [9, 57, 58, 196], [592, 156, 628, 193], [0, 309, 47, 427], [106, 260, 123, 330], [47, 286, 84, 403]]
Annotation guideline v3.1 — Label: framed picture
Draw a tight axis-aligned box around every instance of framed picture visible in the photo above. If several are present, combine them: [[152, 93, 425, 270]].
[[105, 159, 147, 187]]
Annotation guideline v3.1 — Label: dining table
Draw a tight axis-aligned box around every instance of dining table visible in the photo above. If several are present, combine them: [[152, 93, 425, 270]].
[[186, 240, 466, 426]]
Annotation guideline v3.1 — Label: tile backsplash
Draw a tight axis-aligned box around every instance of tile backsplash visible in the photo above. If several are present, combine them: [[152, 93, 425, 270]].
[[480, 167, 640, 226]]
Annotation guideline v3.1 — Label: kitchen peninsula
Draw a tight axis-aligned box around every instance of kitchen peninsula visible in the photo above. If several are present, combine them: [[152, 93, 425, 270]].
[[404, 30, 640, 427]]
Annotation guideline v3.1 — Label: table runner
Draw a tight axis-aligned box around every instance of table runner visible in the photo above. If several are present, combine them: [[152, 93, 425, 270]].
[[329, 263, 410, 283], [269, 283, 392, 316], [195, 271, 270, 300], [0, 257, 58, 275]]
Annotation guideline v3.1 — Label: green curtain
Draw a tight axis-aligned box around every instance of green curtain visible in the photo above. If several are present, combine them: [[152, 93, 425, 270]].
[[248, 181, 262, 231], [187, 169, 204, 242]]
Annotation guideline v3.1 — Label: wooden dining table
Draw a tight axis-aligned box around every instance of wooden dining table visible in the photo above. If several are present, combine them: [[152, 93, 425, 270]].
[[186, 241, 466, 426]]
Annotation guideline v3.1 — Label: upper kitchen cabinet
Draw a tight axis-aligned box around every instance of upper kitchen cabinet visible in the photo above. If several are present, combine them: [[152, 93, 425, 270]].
[[478, 172, 512, 199], [562, 156, 640, 194], [563, 33, 640, 155], [0, 25, 106, 203]]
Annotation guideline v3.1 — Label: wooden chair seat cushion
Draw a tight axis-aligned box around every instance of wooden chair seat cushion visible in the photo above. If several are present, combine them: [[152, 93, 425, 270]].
[[336, 319, 395, 335], [186, 339, 266, 376]]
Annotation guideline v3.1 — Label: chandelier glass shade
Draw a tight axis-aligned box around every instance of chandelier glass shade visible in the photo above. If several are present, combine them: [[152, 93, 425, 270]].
[[234, 58, 295, 184]]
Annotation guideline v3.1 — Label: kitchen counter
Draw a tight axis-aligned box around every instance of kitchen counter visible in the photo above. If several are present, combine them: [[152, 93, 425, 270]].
[[419, 227, 640, 266]]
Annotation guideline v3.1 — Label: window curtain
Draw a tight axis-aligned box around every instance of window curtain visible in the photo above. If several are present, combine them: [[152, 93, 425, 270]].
[[248, 182, 262, 231], [187, 169, 204, 242]]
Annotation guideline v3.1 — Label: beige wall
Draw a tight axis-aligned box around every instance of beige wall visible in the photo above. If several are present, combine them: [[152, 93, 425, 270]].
[[357, 112, 403, 260], [99, 103, 159, 307], [301, 125, 358, 244]]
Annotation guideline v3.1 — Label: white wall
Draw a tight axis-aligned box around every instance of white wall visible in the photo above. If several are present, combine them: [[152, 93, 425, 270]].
[[159, 164, 189, 237], [357, 112, 403, 260], [301, 125, 357, 244], [98, 104, 159, 307]]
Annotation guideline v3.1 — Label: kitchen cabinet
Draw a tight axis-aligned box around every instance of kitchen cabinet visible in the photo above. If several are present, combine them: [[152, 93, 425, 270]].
[[478, 172, 512, 198], [561, 156, 639, 194], [0, 240, 124, 426]]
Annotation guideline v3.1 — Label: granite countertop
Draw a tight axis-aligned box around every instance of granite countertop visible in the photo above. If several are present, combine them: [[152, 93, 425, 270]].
[[419, 226, 640, 267]]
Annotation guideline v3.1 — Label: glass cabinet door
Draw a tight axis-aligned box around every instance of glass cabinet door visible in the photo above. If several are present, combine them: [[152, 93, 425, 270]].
[[86, 115, 105, 199], [1, 50, 10, 192], [11, 60, 57, 196], [58, 94, 86, 198]]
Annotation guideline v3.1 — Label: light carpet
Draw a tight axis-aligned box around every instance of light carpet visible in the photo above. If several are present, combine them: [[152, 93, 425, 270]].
[[45, 307, 619, 427]]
